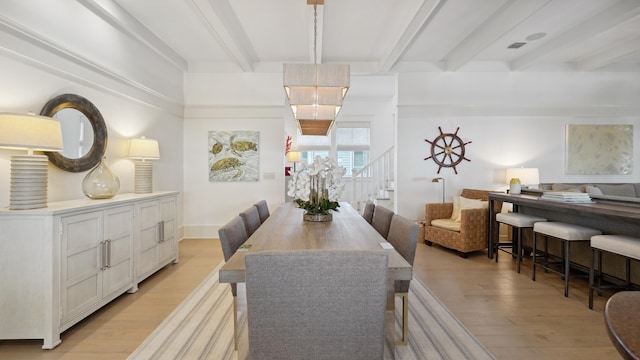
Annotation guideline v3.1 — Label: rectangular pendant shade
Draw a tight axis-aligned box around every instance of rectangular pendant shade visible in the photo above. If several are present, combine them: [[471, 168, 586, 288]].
[[284, 63, 349, 136]]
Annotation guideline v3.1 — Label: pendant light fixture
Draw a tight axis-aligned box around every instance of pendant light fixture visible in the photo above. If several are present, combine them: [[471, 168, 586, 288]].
[[283, 0, 349, 136]]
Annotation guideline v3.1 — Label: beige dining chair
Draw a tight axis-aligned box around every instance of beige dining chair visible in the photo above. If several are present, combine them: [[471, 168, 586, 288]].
[[218, 216, 249, 350], [386, 214, 419, 344], [253, 200, 270, 223], [239, 206, 261, 237], [372, 205, 394, 238], [362, 200, 375, 224], [245, 250, 389, 360]]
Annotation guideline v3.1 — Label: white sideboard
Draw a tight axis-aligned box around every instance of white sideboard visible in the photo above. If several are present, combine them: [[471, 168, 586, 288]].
[[0, 191, 178, 349]]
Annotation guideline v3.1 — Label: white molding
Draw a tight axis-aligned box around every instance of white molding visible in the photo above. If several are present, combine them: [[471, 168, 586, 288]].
[[398, 104, 640, 118], [184, 105, 284, 119], [0, 14, 183, 116]]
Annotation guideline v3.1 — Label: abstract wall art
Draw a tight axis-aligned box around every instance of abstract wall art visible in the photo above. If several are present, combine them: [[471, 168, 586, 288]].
[[565, 124, 633, 175], [208, 130, 259, 182]]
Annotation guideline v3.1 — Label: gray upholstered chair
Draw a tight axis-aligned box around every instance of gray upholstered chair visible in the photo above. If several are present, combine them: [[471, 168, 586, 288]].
[[239, 206, 261, 237], [362, 200, 375, 224], [245, 250, 389, 360], [386, 214, 418, 344], [217, 216, 249, 350], [371, 205, 394, 238], [253, 200, 270, 223]]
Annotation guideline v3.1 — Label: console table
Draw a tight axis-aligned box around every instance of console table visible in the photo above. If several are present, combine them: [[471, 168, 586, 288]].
[[0, 191, 178, 349], [487, 192, 640, 259]]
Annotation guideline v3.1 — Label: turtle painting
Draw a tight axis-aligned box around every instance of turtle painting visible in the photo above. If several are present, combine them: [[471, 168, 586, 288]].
[[208, 130, 259, 182]]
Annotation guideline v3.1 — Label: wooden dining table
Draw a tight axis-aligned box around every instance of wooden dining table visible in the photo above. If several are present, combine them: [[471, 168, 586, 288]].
[[219, 202, 413, 284]]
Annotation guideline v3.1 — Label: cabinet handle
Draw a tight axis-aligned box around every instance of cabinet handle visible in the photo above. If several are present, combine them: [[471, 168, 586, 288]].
[[158, 221, 165, 243], [100, 241, 107, 270], [106, 239, 112, 268]]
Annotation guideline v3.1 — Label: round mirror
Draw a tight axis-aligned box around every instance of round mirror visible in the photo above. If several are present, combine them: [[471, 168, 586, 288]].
[[40, 94, 107, 172]]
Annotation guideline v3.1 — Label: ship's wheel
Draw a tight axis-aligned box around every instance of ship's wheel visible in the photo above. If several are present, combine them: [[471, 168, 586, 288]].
[[424, 127, 471, 174]]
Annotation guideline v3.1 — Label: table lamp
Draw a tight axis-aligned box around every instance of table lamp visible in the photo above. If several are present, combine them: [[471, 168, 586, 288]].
[[127, 137, 160, 194], [286, 151, 301, 172], [506, 167, 539, 194], [0, 113, 63, 209]]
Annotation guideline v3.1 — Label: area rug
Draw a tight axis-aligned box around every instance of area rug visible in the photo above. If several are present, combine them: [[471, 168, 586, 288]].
[[129, 262, 494, 360]]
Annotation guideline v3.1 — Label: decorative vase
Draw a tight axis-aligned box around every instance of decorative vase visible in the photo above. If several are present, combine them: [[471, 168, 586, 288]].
[[303, 212, 333, 222], [82, 156, 120, 199], [509, 177, 521, 195]]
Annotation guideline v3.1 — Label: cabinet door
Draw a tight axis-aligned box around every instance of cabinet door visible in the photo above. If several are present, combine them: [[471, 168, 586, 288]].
[[60, 211, 102, 322], [136, 200, 160, 279], [157, 196, 177, 265], [102, 206, 134, 297]]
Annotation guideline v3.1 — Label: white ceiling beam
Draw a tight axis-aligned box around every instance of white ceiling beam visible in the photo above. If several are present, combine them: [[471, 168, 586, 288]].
[[78, 0, 187, 71], [578, 34, 640, 70], [444, 0, 552, 72], [510, 0, 640, 71], [190, 0, 255, 72], [379, 0, 446, 72]]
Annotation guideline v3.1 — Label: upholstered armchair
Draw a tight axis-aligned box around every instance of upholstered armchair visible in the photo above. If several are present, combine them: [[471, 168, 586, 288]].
[[425, 188, 501, 258]]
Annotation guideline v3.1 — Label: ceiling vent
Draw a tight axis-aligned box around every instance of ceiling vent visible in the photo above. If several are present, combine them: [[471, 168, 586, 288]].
[[508, 42, 526, 49]]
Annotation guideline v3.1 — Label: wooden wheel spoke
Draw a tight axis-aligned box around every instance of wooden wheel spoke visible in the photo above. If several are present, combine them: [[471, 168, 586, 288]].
[[424, 128, 471, 172]]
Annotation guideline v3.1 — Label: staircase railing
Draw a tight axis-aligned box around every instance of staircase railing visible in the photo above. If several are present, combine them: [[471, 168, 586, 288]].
[[351, 146, 395, 212]]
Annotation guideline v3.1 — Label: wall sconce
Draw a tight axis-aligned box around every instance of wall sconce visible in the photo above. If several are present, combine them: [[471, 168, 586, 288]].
[[127, 137, 160, 194], [506, 167, 539, 194], [0, 113, 63, 209], [432, 177, 445, 203], [286, 151, 301, 172]]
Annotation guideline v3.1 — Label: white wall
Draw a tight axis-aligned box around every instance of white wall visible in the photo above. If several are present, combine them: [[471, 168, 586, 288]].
[[0, 3, 184, 231], [182, 72, 398, 237], [396, 72, 640, 220]]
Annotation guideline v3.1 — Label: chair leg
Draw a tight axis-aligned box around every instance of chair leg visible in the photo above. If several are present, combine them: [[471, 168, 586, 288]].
[[397, 292, 409, 345], [233, 295, 238, 350], [532, 232, 537, 281], [564, 240, 570, 297], [516, 227, 523, 273], [589, 247, 595, 309]]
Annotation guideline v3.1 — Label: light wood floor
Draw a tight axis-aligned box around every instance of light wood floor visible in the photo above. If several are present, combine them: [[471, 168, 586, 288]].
[[0, 238, 619, 359]]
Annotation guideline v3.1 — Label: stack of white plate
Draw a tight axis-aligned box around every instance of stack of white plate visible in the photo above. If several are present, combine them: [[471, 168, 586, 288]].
[[9, 155, 48, 210]]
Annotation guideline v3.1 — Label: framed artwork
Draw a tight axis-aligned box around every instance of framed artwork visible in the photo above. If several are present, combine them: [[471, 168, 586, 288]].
[[208, 130, 259, 182], [565, 124, 633, 175]]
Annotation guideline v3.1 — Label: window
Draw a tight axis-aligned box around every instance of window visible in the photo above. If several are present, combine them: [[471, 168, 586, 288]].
[[297, 122, 370, 176], [337, 124, 370, 176]]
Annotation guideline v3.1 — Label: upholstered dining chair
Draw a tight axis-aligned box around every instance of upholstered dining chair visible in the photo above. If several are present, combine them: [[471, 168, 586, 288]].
[[362, 200, 375, 224], [253, 200, 270, 223], [371, 205, 394, 238], [217, 216, 249, 350], [386, 214, 419, 344], [239, 206, 261, 237], [245, 250, 389, 360]]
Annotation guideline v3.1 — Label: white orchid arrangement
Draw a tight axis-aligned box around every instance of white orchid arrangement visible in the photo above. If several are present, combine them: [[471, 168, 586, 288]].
[[287, 156, 346, 214]]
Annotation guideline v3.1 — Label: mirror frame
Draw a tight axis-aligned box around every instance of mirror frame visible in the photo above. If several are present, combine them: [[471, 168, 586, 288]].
[[40, 94, 108, 173]]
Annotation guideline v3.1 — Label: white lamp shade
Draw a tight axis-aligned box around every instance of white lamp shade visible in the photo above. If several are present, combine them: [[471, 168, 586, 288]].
[[0, 113, 63, 151], [128, 137, 160, 160], [506, 167, 540, 186], [286, 151, 301, 162]]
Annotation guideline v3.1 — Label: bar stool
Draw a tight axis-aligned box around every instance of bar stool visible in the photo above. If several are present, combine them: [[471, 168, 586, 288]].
[[495, 213, 547, 273], [532, 222, 602, 297], [589, 235, 640, 309]]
